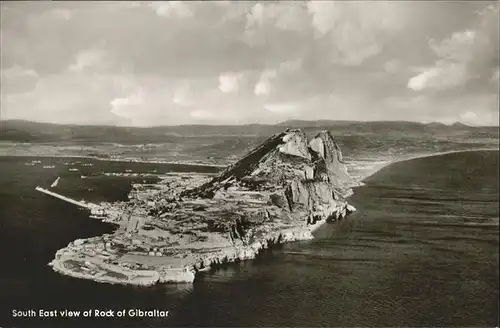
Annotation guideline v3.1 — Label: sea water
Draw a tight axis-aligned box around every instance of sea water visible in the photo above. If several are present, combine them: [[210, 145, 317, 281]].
[[0, 151, 498, 327]]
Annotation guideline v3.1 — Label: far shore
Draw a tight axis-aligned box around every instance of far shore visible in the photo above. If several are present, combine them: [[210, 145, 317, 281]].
[[0, 153, 227, 168], [358, 147, 499, 183], [3, 147, 498, 174], [4, 147, 498, 187]]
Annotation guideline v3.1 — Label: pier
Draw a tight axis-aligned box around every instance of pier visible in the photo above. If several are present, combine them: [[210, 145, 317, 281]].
[[35, 186, 96, 209]]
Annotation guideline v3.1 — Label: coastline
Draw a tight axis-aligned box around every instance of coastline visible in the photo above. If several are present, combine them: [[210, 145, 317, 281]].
[[48, 211, 347, 286], [37, 130, 498, 286], [356, 147, 499, 183], [3, 146, 498, 171], [0, 153, 227, 168], [42, 143, 496, 287], [42, 129, 362, 287]]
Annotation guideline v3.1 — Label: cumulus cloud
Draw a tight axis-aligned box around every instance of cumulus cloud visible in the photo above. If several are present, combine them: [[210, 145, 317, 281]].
[[245, 2, 310, 33], [492, 67, 500, 82], [430, 30, 477, 61], [264, 102, 299, 114], [1, 1, 498, 126], [384, 92, 499, 126], [1, 65, 40, 95], [460, 111, 478, 124], [279, 58, 303, 72], [68, 48, 106, 72], [407, 63, 468, 91], [190, 109, 215, 120], [407, 30, 477, 91], [384, 60, 400, 74], [50, 8, 73, 20], [110, 90, 145, 117], [408, 4, 499, 91], [148, 1, 193, 18], [307, 1, 406, 66], [254, 58, 303, 96], [219, 72, 244, 93], [173, 82, 195, 106], [245, 3, 265, 29], [254, 69, 277, 96], [1, 65, 39, 80]]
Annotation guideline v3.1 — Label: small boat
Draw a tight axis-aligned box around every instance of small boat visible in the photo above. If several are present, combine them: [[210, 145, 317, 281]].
[[51, 177, 61, 188], [126, 169, 133, 173], [43, 165, 55, 169], [25, 162, 35, 166], [69, 168, 79, 172], [81, 175, 87, 179]]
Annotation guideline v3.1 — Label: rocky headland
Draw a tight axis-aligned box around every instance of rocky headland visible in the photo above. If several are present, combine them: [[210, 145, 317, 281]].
[[48, 129, 359, 286]]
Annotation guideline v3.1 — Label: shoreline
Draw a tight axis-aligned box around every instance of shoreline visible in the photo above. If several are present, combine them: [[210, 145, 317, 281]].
[[0, 153, 227, 168], [45, 148, 495, 287], [3, 147, 498, 171], [356, 147, 499, 183], [48, 213, 346, 286]]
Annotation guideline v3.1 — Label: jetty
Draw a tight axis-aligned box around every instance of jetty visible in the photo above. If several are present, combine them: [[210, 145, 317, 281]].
[[51, 177, 61, 188], [35, 186, 95, 209]]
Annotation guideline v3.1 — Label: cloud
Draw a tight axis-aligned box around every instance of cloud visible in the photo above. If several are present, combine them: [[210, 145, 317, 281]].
[[1, 65, 39, 80], [384, 92, 499, 126], [407, 30, 477, 91], [173, 82, 195, 106], [254, 69, 277, 96], [383, 59, 400, 74], [219, 72, 244, 93], [108, 85, 189, 126], [279, 58, 303, 72], [492, 67, 500, 82], [1, 1, 498, 126], [307, 1, 406, 66], [407, 5, 499, 92], [407, 63, 468, 91], [1, 65, 40, 95], [245, 2, 310, 33], [148, 1, 193, 18], [430, 30, 476, 61], [50, 8, 73, 20], [264, 102, 299, 114], [245, 3, 265, 29], [110, 90, 153, 125], [254, 58, 303, 96], [68, 48, 106, 72], [110, 90, 145, 116], [459, 111, 477, 123], [190, 109, 215, 120], [459, 108, 499, 126]]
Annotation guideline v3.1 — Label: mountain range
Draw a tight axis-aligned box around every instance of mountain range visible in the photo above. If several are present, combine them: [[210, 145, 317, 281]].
[[1, 119, 497, 144]]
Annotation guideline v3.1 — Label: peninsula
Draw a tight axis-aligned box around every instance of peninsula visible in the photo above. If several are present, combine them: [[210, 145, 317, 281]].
[[44, 129, 359, 286]]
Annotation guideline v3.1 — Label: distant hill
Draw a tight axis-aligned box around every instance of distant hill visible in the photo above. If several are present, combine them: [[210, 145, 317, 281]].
[[424, 122, 448, 128], [0, 120, 279, 144], [276, 119, 497, 135], [450, 122, 471, 128], [0, 119, 497, 144], [275, 120, 358, 127]]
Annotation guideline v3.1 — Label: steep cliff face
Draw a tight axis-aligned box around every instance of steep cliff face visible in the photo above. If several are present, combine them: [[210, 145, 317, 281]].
[[182, 129, 358, 240]]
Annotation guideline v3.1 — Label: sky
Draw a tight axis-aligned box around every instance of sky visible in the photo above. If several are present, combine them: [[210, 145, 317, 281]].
[[0, 1, 499, 126]]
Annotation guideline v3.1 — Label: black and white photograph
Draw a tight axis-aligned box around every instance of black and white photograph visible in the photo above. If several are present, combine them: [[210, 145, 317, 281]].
[[0, 1, 499, 327]]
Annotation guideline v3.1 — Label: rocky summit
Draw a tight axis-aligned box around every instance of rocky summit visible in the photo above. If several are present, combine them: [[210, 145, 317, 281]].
[[183, 129, 357, 224], [49, 129, 359, 286]]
